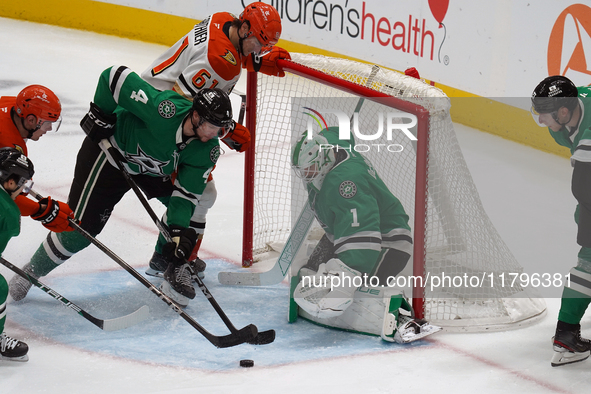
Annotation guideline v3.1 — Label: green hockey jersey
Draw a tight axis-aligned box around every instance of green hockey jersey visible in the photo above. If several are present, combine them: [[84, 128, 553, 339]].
[[0, 187, 20, 254], [307, 127, 412, 275], [93, 65, 220, 228], [547, 86, 591, 161]]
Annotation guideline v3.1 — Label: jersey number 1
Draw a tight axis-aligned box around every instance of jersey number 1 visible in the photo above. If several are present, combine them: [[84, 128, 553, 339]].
[[350, 208, 360, 227]]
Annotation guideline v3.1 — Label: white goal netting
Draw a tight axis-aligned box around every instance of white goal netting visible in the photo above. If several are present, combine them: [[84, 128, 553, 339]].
[[246, 53, 545, 331]]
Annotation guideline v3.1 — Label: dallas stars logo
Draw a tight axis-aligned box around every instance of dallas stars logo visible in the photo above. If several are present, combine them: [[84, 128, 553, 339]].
[[339, 180, 357, 199], [126, 145, 170, 176], [158, 100, 176, 119]]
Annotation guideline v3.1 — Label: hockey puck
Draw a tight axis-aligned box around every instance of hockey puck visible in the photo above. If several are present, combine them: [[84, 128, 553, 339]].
[[240, 359, 254, 368]]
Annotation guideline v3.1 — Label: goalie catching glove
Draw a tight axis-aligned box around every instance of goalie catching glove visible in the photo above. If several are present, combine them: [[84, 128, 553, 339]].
[[15, 195, 76, 232], [162, 225, 198, 264], [294, 258, 361, 319], [242, 46, 291, 77], [80, 102, 117, 143], [221, 121, 251, 152]]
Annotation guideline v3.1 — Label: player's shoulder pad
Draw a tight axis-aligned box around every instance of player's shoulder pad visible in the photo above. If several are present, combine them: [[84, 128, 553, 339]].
[[184, 138, 221, 166], [206, 13, 242, 81], [153, 90, 192, 120], [578, 85, 591, 99]]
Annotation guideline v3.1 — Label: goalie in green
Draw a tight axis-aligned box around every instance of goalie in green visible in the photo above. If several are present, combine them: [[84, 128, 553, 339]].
[[290, 127, 440, 343]]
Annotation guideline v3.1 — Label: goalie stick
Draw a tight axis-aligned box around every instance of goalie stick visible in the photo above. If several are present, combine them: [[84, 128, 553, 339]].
[[28, 189, 257, 348], [90, 142, 276, 346], [0, 257, 149, 331], [218, 201, 315, 286], [218, 64, 382, 288]]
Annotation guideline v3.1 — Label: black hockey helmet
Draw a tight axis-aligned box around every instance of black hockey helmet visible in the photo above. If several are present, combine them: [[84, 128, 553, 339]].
[[531, 75, 579, 114], [192, 89, 234, 128], [0, 147, 34, 188]]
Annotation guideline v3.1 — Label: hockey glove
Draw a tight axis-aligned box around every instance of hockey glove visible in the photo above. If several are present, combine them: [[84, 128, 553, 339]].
[[162, 225, 198, 264], [80, 102, 117, 143], [242, 46, 291, 77], [221, 121, 251, 152], [31, 197, 76, 232], [15, 194, 42, 216]]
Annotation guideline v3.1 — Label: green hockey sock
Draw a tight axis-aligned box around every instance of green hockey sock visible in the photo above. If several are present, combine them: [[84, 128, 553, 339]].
[[30, 231, 91, 277]]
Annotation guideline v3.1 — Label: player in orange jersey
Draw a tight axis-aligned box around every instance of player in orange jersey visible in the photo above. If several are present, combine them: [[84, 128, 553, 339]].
[[141, 2, 290, 279], [0, 84, 75, 234]]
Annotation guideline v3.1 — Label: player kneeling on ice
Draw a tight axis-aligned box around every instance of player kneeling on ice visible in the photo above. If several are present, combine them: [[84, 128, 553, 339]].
[[290, 128, 440, 343]]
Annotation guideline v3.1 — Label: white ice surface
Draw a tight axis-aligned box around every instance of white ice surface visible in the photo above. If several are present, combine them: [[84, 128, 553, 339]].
[[0, 17, 588, 394]]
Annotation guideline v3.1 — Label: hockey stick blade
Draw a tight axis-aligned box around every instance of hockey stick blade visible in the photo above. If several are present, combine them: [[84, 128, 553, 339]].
[[218, 201, 315, 286], [248, 329, 275, 345], [214, 323, 258, 348], [0, 257, 149, 331], [100, 305, 151, 331], [192, 272, 274, 345]]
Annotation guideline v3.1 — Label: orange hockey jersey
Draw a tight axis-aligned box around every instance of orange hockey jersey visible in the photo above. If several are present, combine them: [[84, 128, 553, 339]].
[[0, 96, 28, 156], [0, 95, 40, 216], [142, 12, 243, 99]]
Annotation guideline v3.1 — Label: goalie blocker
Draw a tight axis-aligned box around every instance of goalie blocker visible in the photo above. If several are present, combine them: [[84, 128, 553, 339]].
[[291, 258, 441, 344]]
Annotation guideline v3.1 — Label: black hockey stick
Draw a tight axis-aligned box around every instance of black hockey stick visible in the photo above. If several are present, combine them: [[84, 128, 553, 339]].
[[97, 139, 276, 346], [28, 190, 257, 348], [0, 257, 149, 331]]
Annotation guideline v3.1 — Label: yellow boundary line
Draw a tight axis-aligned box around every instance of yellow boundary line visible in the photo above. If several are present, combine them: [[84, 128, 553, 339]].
[[0, 1, 568, 158]]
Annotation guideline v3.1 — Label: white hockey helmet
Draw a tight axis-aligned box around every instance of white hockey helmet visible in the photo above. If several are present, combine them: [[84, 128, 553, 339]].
[[291, 132, 335, 189]]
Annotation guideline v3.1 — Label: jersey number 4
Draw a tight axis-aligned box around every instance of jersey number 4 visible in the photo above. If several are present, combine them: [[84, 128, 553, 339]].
[[131, 90, 148, 104]]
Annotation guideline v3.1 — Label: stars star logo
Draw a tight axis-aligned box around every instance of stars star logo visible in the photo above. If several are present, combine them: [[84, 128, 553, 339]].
[[339, 180, 357, 199], [126, 145, 170, 176]]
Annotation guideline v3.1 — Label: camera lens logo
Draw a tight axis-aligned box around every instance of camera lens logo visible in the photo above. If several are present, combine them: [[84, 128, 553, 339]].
[[548, 4, 591, 79], [303, 107, 328, 132]]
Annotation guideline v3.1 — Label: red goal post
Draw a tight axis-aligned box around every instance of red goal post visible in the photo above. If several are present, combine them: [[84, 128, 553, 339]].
[[241, 53, 546, 330]]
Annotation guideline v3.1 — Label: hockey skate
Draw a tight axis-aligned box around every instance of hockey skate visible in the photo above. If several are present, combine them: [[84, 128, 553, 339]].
[[551, 323, 591, 367], [188, 257, 206, 280], [145, 251, 168, 278], [0, 333, 29, 362], [9, 263, 37, 302], [159, 262, 196, 308], [147, 251, 205, 280], [389, 314, 442, 344]]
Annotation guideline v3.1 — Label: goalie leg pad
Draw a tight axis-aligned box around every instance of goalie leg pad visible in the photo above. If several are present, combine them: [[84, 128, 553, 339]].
[[294, 259, 361, 319]]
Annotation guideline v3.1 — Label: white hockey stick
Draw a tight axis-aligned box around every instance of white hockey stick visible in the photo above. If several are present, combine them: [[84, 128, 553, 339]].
[[219, 65, 381, 287], [218, 201, 315, 286], [1, 257, 150, 331]]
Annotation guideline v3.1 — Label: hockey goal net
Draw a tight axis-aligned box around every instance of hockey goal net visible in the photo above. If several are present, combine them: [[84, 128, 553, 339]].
[[242, 53, 546, 331]]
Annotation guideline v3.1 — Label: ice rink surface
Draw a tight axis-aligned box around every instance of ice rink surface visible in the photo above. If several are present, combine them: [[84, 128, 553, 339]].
[[0, 17, 588, 394]]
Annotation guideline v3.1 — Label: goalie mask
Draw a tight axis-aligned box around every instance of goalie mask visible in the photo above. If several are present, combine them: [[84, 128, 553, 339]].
[[16, 84, 62, 137], [239, 2, 282, 56], [531, 75, 578, 126], [0, 147, 35, 192], [292, 132, 335, 190]]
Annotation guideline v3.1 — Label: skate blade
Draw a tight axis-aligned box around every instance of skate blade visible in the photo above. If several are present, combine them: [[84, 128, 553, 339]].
[[159, 281, 190, 308], [551, 348, 590, 367], [0, 354, 29, 362], [145, 268, 164, 278]]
